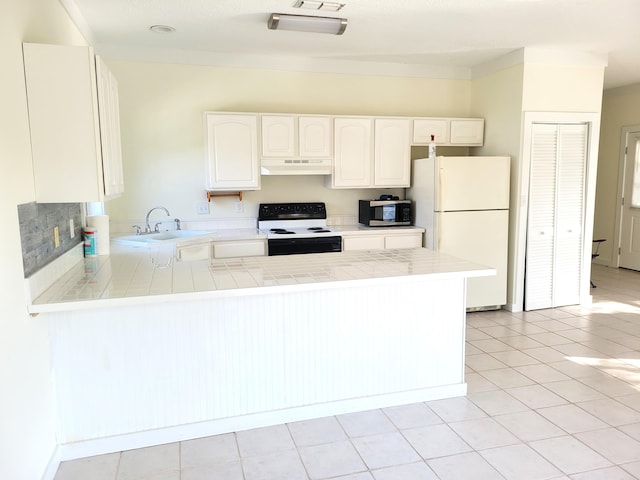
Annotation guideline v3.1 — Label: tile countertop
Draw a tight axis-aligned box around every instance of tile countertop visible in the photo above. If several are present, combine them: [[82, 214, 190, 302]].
[[29, 244, 493, 314]]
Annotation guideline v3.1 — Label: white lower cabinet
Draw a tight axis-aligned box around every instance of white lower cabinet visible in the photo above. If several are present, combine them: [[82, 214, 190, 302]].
[[343, 235, 385, 251], [212, 240, 266, 259], [342, 231, 422, 251], [176, 242, 212, 262], [176, 239, 266, 261]]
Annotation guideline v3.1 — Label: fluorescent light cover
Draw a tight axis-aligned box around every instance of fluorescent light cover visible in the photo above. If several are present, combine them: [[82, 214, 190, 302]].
[[268, 13, 347, 35], [293, 0, 346, 11]]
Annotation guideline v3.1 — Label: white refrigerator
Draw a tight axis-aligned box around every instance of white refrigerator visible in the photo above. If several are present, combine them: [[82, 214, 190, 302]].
[[407, 156, 510, 310]]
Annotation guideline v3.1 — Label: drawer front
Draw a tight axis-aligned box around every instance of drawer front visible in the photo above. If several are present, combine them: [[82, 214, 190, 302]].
[[213, 241, 266, 259], [176, 243, 212, 261], [342, 236, 385, 251], [385, 234, 423, 249]]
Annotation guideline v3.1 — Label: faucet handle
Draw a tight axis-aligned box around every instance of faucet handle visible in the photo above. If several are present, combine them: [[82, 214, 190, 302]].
[[174, 218, 182, 230], [132, 225, 142, 235]]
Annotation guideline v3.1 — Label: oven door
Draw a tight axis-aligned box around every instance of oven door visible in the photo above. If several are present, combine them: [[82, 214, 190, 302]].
[[268, 236, 342, 256]]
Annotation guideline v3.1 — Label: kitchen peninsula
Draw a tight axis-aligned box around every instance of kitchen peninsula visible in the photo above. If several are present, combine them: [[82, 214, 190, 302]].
[[32, 244, 494, 460]]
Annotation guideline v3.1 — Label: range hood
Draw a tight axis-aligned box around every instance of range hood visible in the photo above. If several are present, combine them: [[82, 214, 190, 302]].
[[261, 158, 332, 176]]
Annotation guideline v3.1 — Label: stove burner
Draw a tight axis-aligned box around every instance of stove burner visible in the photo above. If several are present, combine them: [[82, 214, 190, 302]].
[[271, 228, 295, 235], [307, 227, 332, 233]]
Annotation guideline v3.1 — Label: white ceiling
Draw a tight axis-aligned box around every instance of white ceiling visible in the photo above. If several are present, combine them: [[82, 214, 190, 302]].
[[60, 0, 640, 90]]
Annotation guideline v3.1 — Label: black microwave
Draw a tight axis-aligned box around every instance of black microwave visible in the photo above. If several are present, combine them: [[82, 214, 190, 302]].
[[359, 199, 412, 226]]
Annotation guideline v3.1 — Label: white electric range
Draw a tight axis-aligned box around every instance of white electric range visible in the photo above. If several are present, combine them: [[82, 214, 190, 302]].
[[258, 202, 342, 256]]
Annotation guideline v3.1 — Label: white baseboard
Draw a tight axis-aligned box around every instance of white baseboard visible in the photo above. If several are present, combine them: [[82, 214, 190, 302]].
[[41, 446, 61, 480], [504, 302, 522, 312], [58, 383, 466, 462]]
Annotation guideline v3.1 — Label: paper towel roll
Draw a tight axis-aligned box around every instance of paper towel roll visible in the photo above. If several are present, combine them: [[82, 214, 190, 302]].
[[86, 215, 110, 256]]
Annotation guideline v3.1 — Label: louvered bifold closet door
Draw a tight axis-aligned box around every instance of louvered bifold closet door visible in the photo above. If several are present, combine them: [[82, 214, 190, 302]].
[[525, 123, 588, 311], [525, 124, 558, 311], [554, 124, 587, 306]]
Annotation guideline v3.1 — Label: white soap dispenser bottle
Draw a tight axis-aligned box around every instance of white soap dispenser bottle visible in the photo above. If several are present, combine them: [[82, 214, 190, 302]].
[[428, 134, 436, 159]]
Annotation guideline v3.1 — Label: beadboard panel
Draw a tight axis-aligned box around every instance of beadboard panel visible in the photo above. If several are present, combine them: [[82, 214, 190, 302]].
[[48, 276, 466, 445]]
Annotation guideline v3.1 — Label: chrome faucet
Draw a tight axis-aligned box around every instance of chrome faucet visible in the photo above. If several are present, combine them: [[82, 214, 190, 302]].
[[144, 206, 171, 233]]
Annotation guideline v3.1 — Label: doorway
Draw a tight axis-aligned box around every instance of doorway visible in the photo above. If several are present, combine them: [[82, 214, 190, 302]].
[[617, 128, 640, 270]]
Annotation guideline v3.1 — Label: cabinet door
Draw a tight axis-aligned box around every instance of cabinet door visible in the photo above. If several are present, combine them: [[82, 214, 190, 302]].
[[299, 116, 331, 158], [95, 56, 124, 198], [176, 243, 212, 261], [450, 119, 484, 145], [261, 115, 295, 157], [342, 235, 385, 251], [213, 240, 266, 258], [374, 118, 411, 187], [385, 233, 422, 249], [413, 118, 449, 144], [332, 118, 372, 188], [205, 114, 260, 190], [23, 43, 105, 202]]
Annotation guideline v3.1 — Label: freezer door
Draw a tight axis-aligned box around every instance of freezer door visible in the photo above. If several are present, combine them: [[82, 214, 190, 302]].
[[436, 210, 508, 309], [436, 156, 510, 211]]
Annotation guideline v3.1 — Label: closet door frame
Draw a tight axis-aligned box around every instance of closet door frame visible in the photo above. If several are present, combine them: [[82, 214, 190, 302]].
[[511, 112, 601, 313]]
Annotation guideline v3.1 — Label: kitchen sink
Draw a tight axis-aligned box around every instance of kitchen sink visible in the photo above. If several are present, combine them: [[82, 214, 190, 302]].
[[115, 230, 215, 246]]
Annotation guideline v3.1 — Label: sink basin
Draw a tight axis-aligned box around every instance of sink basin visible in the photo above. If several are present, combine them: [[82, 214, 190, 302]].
[[116, 230, 215, 246]]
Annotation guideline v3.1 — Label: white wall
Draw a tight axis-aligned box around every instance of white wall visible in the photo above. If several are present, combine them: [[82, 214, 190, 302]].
[[471, 64, 525, 309], [521, 64, 606, 112], [104, 60, 473, 226], [596, 83, 640, 265], [0, 1, 87, 478], [470, 59, 604, 311]]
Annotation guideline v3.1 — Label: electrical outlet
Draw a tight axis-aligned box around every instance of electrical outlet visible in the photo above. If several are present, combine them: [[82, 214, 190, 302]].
[[196, 201, 210, 215], [235, 201, 244, 213], [69, 218, 75, 238], [53, 226, 60, 248]]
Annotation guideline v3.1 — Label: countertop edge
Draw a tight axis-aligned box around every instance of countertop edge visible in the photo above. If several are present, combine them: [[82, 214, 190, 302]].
[[29, 265, 494, 314]]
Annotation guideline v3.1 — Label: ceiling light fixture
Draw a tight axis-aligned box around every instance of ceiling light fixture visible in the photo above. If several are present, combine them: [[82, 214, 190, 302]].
[[293, 0, 346, 12], [149, 24, 176, 34], [267, 13, 347, 35]]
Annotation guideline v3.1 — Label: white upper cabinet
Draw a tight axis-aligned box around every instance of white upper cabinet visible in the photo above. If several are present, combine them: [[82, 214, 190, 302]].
[[22, 43, 124, 202], [298, 116, 332, 158], [374, 118, 411, 187], [261, 115, 295, 157], [450, 119, 485, 145], [413, 117, 484, 146], [332, 117, 410, 188], [95, 56, 124, 197], [205, 113, 260, 190], [413, 118, 449, 145], [261, 115, 331, 158], [331, 117, 373, 188]]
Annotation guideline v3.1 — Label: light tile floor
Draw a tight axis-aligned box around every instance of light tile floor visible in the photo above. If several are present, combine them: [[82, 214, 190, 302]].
[[55, 264, 640, 480]]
